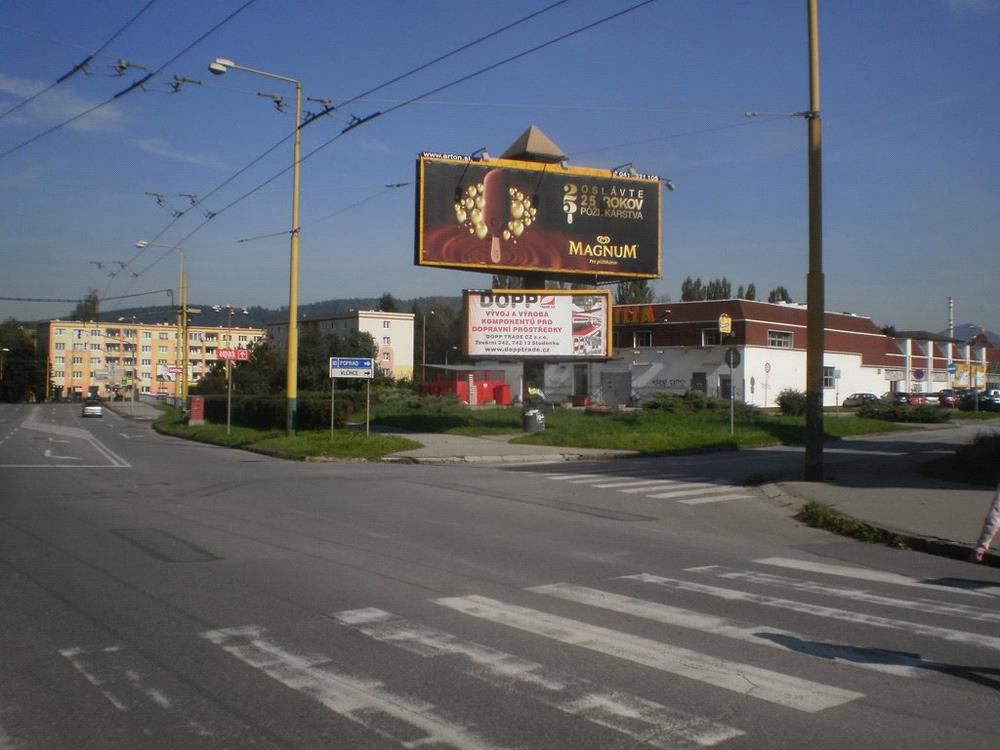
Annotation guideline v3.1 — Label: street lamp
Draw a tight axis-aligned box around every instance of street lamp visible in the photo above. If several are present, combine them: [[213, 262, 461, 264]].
[[210, 56, 302, 436], [444, 346, 458, 366], [135, 240, 187, 407]]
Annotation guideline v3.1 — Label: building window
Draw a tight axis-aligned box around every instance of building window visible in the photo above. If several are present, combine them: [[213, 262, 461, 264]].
[[55, 356, 64, 364], [383, 321, 390, 328], [72, 370, 83, 378], [141, 359, 152, 366], [90, 328, 101, 337], [702, 329, 722, 346], [382, 336, 390, 345], [633, 330, 652, 348], [238, 335, 248, 342], [382, 352, 390, 361], [54, 342, 65, 350], [767, 330, 793, 348], [159, 346, 168, 353], [72, 356, 83, 364], [159, 332, 169, 340], [143, 331, 152, 339], [142, 345, 151, 353], [55, 328, 65, 336], [90, 357, 101, 366], [54, 370, 64, 378], [823, 366, 835, 389]]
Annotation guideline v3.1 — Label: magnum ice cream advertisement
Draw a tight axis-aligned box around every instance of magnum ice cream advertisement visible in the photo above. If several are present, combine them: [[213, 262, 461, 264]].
[[465, 290, 612, 359], [416, 154, 661, 279]]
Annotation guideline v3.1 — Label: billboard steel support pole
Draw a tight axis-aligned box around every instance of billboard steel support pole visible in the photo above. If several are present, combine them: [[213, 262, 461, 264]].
[[804, 0, 825, 481]]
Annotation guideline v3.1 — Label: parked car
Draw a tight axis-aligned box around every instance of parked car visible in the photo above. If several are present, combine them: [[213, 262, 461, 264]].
[[81, 399, 103, 418], [959, 391, 1000, 411], [842, 392, 879, 408], [907, 393, 928, 406], [883, 392, 909, 405], [935, 389, 959, 408]]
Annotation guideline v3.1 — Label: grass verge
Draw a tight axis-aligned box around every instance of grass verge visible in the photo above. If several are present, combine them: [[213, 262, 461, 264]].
[[376, 404, 903, 453], [154, 409, 421, 460], [795, 502, 909, 548]]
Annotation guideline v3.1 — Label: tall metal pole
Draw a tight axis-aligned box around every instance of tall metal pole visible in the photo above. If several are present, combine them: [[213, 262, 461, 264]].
[[176, 250, 184, 408], [286, 79, 302, 436], [804, 0, 825, 480], [181, 270, 189, 409], [226, 306, 233, 436]]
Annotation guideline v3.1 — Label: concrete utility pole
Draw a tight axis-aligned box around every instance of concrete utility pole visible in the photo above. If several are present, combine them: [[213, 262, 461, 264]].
[[804, 0, 825, 481]]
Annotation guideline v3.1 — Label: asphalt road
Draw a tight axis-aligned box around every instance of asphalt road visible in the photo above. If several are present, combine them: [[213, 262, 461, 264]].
[[2, 402, 999, 749]]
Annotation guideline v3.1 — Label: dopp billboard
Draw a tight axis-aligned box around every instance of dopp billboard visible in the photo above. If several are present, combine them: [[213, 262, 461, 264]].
[[464, 289, 612, 359]]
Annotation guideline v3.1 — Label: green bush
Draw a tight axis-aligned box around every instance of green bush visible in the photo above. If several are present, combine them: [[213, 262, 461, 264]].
[[856, 401, 948, 423], [642, 390, 762, 423], [201, 394, 355, 430], [776, 388, 807, 416]]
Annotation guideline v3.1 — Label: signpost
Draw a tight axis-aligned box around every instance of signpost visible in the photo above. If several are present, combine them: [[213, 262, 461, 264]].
[[217, 348, 250, 434], [329, 357, 375, 438], [724, 347, 740, 434]]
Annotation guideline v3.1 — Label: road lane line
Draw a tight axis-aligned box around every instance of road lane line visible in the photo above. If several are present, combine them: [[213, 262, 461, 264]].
[[203, 626, 507, 750], [530, 583, 921, 677], [621, 574, 1000, 653], [331, 607, 743, 749], [434, 595, 862, 712], [754, 557, 1000, 598], [687, 566, 1000, 624]]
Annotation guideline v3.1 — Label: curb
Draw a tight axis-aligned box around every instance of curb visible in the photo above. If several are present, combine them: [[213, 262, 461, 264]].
[[381, 451, 633, 465], [763, 483, 999, 568]]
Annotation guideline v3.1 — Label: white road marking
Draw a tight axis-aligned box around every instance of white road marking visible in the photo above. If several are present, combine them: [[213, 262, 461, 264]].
[[619, 480, 710, 494], [755, 557, 1000, 598], [332, 607, 744, 749], [43, 449, 82, 461], [592, 477, 682, 488], [11, 410, 131, 468], [645, 486, 733, 499], [688, 566, 1000, 624], [544, 473, 604, 481], [678, 493, 754, 505], [622, 574, 1000, 653], [530, 583, 921, 677], [434, 595, 863, 712], [203, 626, 507, 750]]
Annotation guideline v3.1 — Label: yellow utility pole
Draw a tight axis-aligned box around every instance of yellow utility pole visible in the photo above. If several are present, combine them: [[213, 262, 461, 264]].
[[804, 0, 825, 480]]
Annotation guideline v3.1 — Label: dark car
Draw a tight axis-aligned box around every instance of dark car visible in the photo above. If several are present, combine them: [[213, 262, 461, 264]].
[[842, 392, 879, 408], [883, 392, 909, 405], [959, 391, 1000, 411]]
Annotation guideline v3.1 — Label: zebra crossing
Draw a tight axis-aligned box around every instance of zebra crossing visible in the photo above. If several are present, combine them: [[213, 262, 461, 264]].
[[191, 557, 999, 748], [535, 469, 757, 505]]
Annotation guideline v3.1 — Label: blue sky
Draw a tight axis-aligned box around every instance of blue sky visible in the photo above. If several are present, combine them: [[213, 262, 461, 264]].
[[1, 0, 998, 334]]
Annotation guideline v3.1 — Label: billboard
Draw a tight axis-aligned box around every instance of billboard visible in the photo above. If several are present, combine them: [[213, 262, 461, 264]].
[[416, 154, 660, 279], [464, 289, 612, 359]]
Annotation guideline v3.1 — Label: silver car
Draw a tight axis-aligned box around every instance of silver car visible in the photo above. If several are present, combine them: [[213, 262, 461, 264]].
[[81, 399, 103, 418]]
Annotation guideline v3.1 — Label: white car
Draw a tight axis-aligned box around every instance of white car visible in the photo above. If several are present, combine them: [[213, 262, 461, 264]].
[[81, 399, 103, 418]]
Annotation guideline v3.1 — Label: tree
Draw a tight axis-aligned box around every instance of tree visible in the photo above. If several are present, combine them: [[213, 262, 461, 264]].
[[736, 285, 744, 299], [491, 274, 523, 289], [768, 286, 793, 303], [0, 318, 46, 402], [745, 283, 757, 301], [376, 292, 398, 312], [705, 277, 732, 300], [71, 288, 100, 321], [880, 324, 897, 337], [680, 277, 705, 301], [614, 279, 653, 305]]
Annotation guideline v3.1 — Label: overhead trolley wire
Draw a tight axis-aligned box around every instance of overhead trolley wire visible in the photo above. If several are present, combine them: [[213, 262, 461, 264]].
[[162, 0, 659, 253], [119, 0, 579, 283], [0, 0, 259, 161], [0, 1, 158, 122]]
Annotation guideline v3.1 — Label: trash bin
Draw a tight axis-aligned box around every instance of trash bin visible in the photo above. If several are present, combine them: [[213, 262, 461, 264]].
[[522, 407, 545, 433]]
